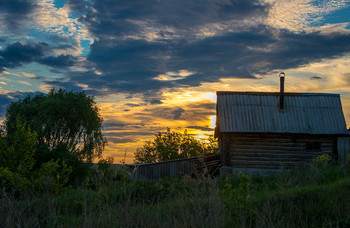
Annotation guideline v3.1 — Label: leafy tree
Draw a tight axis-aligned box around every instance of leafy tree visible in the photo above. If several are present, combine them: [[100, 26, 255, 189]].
[[134, 128, 218, 163], [4, 89, 107, 182]]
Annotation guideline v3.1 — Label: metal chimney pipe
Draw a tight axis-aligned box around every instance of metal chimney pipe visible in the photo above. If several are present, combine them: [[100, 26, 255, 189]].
[[279, 72, 285, 110]]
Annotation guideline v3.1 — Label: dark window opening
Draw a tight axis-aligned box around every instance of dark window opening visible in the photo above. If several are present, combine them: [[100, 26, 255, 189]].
[[306, 142, 321, 151]]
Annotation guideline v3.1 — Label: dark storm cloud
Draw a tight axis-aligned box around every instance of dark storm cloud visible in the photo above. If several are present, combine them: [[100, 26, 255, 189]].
[[0, 42, 48, 71], [51, 0, 350, 96], [0, 42, 79, 73], [264, 31, 350, 71], [58, 0, 270, 94], [38, 54, 77, 68], [79, 0, 268, 38], [56, 28, 350, 96], [86, 39, 166, 81], [0, 0, 38, 32], [173, 108, 185, 120]]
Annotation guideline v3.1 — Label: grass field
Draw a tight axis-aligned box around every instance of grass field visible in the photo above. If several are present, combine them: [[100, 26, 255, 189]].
[[1, 161, 350, 227]]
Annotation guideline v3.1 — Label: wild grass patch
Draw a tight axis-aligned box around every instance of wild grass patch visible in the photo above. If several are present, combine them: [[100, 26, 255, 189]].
[[1, 164, 350, 227]]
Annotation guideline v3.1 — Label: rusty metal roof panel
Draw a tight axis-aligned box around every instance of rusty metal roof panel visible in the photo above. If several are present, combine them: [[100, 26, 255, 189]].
[[216, 92, 348, 135]]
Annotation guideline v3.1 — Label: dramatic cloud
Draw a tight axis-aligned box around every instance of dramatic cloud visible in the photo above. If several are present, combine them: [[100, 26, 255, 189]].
[[45, 27, 350, 96], [18, 0, 340, 98]]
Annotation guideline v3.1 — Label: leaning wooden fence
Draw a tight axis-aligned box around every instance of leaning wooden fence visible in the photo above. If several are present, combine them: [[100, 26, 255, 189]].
[[129, 154, 221, 181]]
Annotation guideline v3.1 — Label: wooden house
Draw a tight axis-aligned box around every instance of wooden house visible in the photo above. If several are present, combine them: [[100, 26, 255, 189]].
[[215, 74, 350, 175]]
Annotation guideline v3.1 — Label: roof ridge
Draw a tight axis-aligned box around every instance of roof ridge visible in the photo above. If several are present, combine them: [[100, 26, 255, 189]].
[[216, 91, 340, 97]]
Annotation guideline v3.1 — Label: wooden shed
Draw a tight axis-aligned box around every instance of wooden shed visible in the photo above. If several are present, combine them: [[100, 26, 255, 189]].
[[215, 77, 350, 175]]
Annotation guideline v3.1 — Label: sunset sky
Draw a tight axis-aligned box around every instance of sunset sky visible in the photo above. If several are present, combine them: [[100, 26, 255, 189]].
[[1, 0, 350, 163]]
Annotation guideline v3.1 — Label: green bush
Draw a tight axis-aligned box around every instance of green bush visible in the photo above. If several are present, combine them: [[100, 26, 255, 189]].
[[33, 159, 72, 193], [0, 167, 31, 193]]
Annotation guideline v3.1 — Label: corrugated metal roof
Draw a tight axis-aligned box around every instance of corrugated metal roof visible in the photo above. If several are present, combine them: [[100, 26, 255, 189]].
[[216, 92, 348, 135]]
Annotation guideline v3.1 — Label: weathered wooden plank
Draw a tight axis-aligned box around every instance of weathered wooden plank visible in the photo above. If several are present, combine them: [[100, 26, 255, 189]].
[[231, 150, 329, 155], [320, 150, 333, 154], [231, 159, 309, 165], [230, 148, 306, 153], [230, 163, 299, 170], [230, 145, 306, 151], [231, 156, 314, 162], [231, 153, 318, 159], [230, 136, 334, 141], [230, 160, 309, 169], [228, 138, 294, 143], [230, 153, 328, 160], [228, 138, 334, 146], [229, 142, 306, 147], [230, 148, 333, 155], [230, 142, 334, 149]]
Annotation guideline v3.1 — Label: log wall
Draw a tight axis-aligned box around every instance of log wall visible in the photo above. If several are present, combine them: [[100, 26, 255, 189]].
[[220, 133, 336, 170]]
